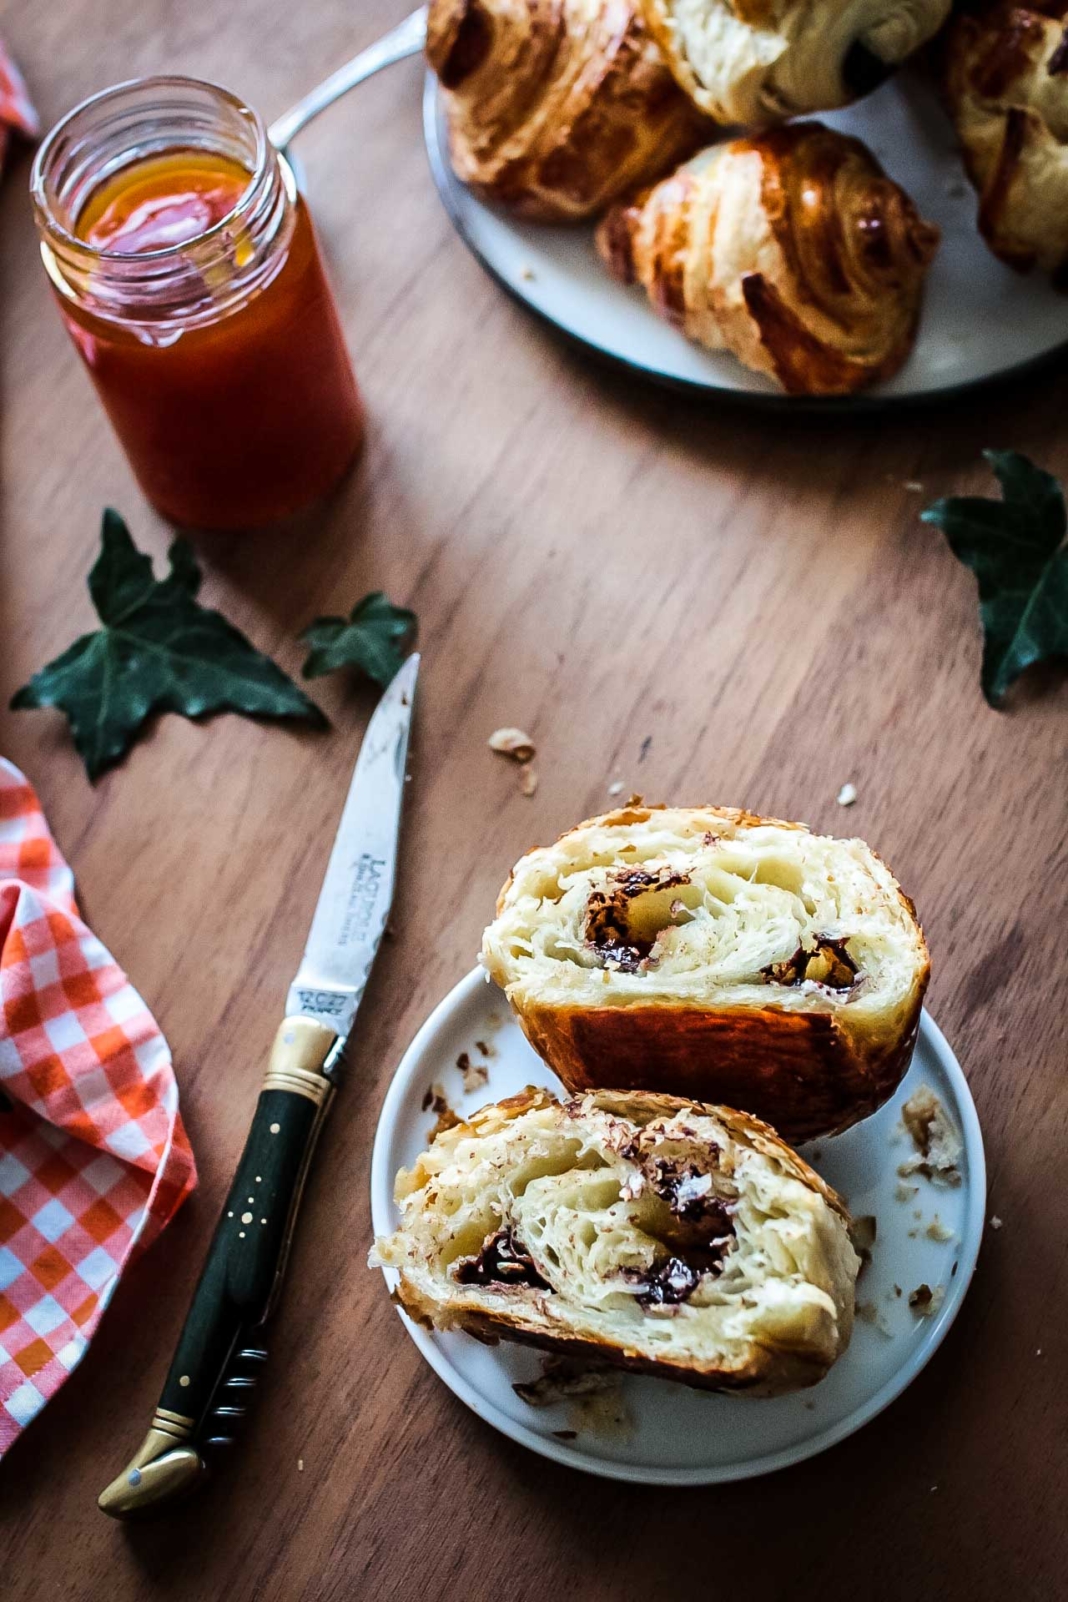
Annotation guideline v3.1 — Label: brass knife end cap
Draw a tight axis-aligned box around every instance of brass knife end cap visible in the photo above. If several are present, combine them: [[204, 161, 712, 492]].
[[98, 1418, 205, 1519]]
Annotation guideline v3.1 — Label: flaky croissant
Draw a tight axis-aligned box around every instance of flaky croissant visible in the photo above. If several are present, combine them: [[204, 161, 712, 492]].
[[639, 0, 951, 124], [596, 124, 940, 395], [372, 1087, 859, 1395], [942, 1, 1068, 283], [482, 805, 930, 1141], [426, 0, 712, 221]]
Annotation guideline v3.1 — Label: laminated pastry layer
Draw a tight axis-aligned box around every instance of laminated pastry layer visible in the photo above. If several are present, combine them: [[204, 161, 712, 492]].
[[639, 0, 952, 124], [372, 1088, 859, 1393]]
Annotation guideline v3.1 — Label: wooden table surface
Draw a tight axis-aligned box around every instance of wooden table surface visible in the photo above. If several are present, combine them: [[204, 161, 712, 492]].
[[1, 1, 1066, 1596]]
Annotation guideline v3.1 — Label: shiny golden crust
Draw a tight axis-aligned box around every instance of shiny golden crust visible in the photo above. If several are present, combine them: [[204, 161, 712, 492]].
[[426, 0, 712, 221], [639, 0, 950, 124], [941, 1, 1068, 282], [373, 1087, 859, 1395], [596, 124, 939, 396], [483, 805, 930, 1142]]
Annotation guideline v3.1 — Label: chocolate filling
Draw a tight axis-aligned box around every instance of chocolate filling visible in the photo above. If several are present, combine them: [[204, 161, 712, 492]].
[[453, 1227, 551, 1291], [633, 1257, 699, 1308], [762, 934, 859, 990], [584, 867, 689, 972]]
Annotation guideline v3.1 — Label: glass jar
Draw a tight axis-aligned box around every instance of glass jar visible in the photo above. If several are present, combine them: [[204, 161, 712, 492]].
[[30, 76, 365, 530]]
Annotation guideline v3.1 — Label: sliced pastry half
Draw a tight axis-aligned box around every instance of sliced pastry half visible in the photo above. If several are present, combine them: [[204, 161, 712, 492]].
[[372, 1087, 859, 1394], [482, 805, 930, 1141]]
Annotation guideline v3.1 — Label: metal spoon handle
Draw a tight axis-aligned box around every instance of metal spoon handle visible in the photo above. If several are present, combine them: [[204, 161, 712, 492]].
[[269, 5, 428, 153]]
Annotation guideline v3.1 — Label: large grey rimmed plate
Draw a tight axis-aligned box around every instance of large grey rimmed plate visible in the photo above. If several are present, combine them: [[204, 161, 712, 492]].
[[371, 967, 986, 1485], [423, 72, 1068, 409]]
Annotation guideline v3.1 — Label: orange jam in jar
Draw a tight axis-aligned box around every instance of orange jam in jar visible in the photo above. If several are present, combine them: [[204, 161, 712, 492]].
[[31, 77, 364, 530]]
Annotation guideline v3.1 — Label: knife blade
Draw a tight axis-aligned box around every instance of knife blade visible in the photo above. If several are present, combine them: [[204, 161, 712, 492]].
[[98, 654, 419, 1518]]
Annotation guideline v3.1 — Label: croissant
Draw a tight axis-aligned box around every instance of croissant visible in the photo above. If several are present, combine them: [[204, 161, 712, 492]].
[[425, 0, 712, 221], [481, 805, 930, 1143], [638, 0, 951, 123], [371, 1086, 860, 1395], [596, 124, 940, 394], [942, 1, 1068, 282]]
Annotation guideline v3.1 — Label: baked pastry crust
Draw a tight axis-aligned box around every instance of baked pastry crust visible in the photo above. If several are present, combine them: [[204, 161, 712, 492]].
[[372, 1086, 860, 1394], [482, 805, 930, 1141], [596, 123, 939, 395], [638, 0, 951, 124], [426, 0, 711, 221], [942, 0, 1068, 282]]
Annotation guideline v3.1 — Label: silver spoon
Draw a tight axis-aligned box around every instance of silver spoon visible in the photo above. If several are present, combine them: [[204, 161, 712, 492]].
[[269, 6, 428, 153]]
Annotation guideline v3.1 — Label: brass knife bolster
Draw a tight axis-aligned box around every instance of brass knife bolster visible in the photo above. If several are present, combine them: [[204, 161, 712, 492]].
[[98, 1017, 340, 1518]]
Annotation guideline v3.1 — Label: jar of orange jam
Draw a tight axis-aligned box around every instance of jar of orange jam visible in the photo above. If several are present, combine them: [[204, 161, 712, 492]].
[[30, 77, 364, 529]]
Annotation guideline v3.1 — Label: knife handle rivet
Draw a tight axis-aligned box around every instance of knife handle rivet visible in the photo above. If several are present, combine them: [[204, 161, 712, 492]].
[[179, 1375, 190, 1387], [128, 1469, 142, 1486], [241, 1212, 253, 1224], [239, 1231, 246, 1239], [270, 1123, 280, 1134]]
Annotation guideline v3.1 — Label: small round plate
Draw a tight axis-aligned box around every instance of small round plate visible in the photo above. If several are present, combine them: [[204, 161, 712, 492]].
[[423, 73, 1068, 408], [371, 968, 986, 1485]]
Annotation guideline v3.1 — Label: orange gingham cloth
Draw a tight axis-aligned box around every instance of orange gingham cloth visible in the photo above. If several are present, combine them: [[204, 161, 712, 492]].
[[0, 760, 196, 1456], [0, 41, 38, 175]]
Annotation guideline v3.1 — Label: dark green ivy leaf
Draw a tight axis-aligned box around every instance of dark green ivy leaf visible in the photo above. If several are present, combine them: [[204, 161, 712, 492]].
[[921, 450, 1068, 705], [10, 509, 326, 781], [299, 591, 417, 687]]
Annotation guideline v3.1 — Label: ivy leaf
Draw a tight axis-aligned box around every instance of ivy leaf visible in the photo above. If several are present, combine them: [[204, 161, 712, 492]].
[[300, 592, 417, 687], [921, 450, 1068, 705], [10, 509, 326, 781]]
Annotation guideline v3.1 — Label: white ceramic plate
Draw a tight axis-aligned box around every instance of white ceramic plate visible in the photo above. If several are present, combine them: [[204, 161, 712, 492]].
[[423, 73, 1068, 408], [370, 967, 986, 1484]]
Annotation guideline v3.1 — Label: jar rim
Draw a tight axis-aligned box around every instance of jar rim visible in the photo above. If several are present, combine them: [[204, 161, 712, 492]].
[[29, 73, 267, 264]]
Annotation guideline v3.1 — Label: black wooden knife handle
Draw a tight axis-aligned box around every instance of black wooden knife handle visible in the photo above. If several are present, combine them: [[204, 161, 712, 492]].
[[98, 1017, 341, 1519]]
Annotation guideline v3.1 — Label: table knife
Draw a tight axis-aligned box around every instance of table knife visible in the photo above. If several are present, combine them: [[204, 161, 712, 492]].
[[98, 653, 419, 1518]]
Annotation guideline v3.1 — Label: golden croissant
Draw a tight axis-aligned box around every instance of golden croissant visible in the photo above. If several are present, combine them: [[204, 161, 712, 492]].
[[639, 0, 951, 124], [481, 805, 931, 1142], [942, 0, 1068, 282], [596, 124, 940, 395], [425, 0, 712, 221], [372, 1087, 860, 1395]]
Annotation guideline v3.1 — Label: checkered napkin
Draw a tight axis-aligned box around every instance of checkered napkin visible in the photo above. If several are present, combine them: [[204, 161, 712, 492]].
[[0, 41, 37, 175], [0, 760, 196, 1456]]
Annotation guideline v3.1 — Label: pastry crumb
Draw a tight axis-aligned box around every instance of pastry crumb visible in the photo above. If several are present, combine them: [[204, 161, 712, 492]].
[[520, 265, 536, 281], [898, 1086, 962, 1186], [895, 1181, 919, 1203], [297, 1458, 303, 1471], [989, 1215, 1003, 1230], [424, 1082, 460, 1137], [458, 1051, 489, 1094], [515, 1357, 632, 1438], [607, 780, 624, 796], [903, 480, 924, 492], [488, 726, 535, 762], [519, 766, 539, 798], [856, 1300, 893, 1337], [926, 1216, 954, 1243], [475, 1038, 496, 1058], [908, 1283, 945, 1318], [836, 781, 857, 806], [850, 1215, 877, 1273]]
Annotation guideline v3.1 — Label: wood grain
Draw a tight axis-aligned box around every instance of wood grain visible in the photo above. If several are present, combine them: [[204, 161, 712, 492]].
[[1, 2, 1066, 1597]]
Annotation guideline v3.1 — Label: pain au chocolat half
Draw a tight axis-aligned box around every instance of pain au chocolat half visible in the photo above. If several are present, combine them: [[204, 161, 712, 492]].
[[638, 0, 950, 125], [425, 0, 711, 221], [596, 124, 940, 396], [482, 806, 930, 1142], [942, 0, 1068, 283], [372, 1087, 859, 1394]]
